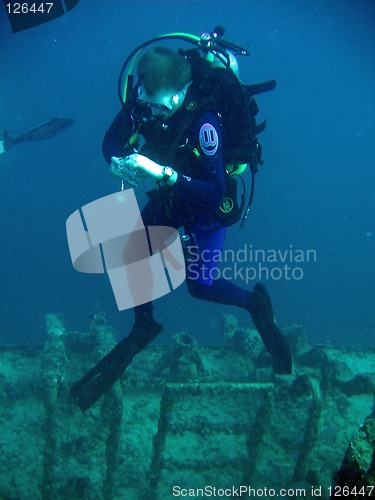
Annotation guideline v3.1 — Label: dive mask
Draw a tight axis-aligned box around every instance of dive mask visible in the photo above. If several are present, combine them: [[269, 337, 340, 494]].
[[137, 81, 191, 118]]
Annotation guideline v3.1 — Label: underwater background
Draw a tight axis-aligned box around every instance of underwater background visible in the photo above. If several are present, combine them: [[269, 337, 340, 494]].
[[0, 0, 374, 347]]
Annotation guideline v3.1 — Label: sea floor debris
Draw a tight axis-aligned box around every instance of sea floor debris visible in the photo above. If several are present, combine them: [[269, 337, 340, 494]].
[[0, 313, 374, 499]]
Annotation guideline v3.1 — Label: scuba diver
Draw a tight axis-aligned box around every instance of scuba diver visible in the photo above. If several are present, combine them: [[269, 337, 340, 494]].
[[0, 117, 74, 154], [70, 27, 293, 412]]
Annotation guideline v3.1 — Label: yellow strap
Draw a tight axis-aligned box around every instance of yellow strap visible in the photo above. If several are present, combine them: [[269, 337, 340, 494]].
[[129, 132, 139, 145], [227, 163, 248, 175]]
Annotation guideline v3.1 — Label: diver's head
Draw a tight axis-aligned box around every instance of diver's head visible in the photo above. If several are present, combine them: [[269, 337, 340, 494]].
[[136, 46, 192, 118]]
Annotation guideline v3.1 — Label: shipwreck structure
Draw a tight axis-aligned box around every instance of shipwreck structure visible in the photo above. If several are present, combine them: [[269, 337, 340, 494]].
[[0, 313, 374, 499]]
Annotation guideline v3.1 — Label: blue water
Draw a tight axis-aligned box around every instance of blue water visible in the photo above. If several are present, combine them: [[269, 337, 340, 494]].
[[0, 0, 374, 347]]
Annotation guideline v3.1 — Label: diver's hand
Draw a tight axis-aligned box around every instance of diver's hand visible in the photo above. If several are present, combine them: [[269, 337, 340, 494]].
[[124, 154, 164, 180], [109, 156, 147, 187], [124, 154, 177, 186], [109, 156, 127, 178]]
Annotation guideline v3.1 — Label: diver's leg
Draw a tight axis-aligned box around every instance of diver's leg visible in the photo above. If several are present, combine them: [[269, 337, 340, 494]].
[[70, 303, 163, 411], [132, 302, 163, 340], [188, 278, 292, 374], [70, 197, 179, 411], [246, 283, 292, 374], [186, 226, 292, 374]]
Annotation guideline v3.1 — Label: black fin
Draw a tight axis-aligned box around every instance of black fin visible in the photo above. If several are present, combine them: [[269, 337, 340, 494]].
[[70, 321, 163, 411], [70, 337, 136, 411]]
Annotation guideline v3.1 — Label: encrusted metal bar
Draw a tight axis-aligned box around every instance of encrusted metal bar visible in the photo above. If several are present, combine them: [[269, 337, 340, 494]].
[[242, 388, 273, 483], [88, 313, 124, 499], [146, 385, 174, 500], [41, 313, 67, 499], [292, 375, 323, 482]]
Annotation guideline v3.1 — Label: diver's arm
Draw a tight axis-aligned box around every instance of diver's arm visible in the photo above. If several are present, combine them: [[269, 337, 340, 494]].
[[116, 112, 225, 208], [102, 106, 135, 164], [114, 112, 225, 208]]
